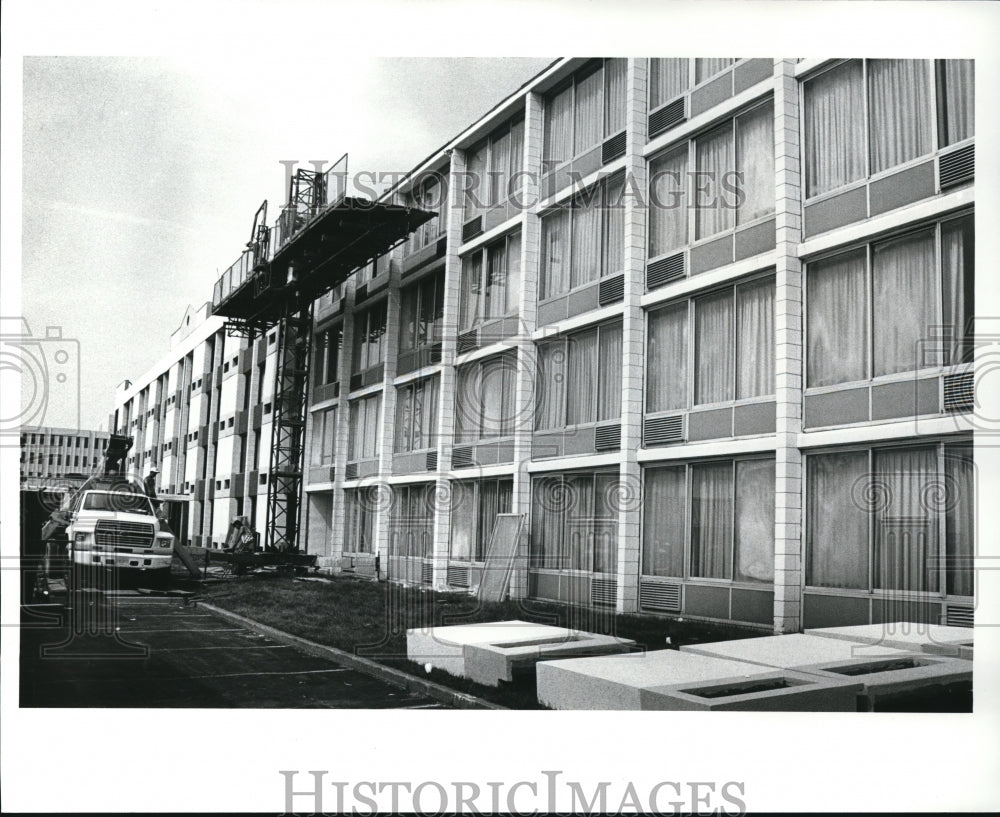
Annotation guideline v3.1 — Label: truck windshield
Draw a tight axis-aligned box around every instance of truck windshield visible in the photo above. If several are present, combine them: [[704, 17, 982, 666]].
[[82, 492, 154, 515]]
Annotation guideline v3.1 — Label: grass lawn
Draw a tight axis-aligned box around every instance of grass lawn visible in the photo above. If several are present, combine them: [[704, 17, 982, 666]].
[[174, 554, 764, 709]]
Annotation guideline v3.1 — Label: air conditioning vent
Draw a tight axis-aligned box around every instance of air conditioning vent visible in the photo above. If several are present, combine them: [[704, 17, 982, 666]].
[[944, 604, 974, 628], [939, 143, 974, 190], [943, 371, 974, 412], [345, 462, 359, 480], [640, 580, 682, 612], [601, 131, 627, 164], [648, 97, 686, 139], [452, 445, 475, 468], [595, 422, 622, 451], [462, 216, 483, 243], [457, 329, 479, 355], [355, 283, 368, 302], [598, 273, 625, 305], [429, 343, 443, 365], [425, 450, 438, 471], [421, 561, 434, 585], [643, 414, 685, 447], [591, 577, 617, 608], [447, 564, 470, 588], [646, 253, 686, 290]]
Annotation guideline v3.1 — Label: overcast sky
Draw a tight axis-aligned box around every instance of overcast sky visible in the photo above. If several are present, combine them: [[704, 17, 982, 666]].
[[21, 56, 552, 431]]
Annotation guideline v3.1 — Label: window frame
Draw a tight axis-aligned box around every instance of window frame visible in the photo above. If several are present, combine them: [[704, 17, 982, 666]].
[[459, 230, 522, 333], [449, 477, 515, 563], [350, 299, 388, 375], [347, 392, 381, 463], [313, 324, 342, 387], [394, 375, 440, 454], [406, 170, 448, 253], [455, 351, 518, 443], [399, 269, 445, 353], [464, 116, 526, 219], [310, 406, 337, 466]]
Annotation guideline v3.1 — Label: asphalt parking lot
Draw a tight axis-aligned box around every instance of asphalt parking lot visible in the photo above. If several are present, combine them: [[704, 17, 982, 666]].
[[19, 591, 448, 709]]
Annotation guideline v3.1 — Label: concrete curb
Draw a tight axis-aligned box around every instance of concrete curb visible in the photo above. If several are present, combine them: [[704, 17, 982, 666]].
[[198, 602, 506, 710]]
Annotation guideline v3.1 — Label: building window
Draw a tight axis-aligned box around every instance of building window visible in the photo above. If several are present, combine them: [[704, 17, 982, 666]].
[[351, 301, 387, 374], [806, 214, 973, 388], [311, 407, 336, 466], [450, 478, 513, 562], [649, 58, 691, 110], [347, 393, 381, 461], [344, 487, 376, 554], [465, 117, 525, 218], [540, 174, 624, 301], [395, 376, 439, 453], [389, 483, 434, 559], [806, 441, 973, 596], [803, 59, 974, 199], [530, 472, 619, 573], [313, 325, 342, 387], [455, 352, 517, 442], [643, 457, 775, 583], [695, 58, 735, 84], [537, 321, 622, 430], [648, 100, 774, 256], [543, 59, 627, 168], [399, 270, 444, 352], [460, 231, 521, 332], [408, 172, 448, 252]]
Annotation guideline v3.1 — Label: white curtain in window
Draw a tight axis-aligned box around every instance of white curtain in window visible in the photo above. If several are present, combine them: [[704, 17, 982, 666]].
[[348, 400, 361, 460], [565, 474, 594, 570], [489, 130, 511, 207], [363, 395, 379, 459], [417, 377, 437, 450], [460, 254, 482, 332], [650, 58, 688, 108], [478, 481, 501, 561], [691, 463, 733, 579], [804, 60, 865, 198], [574, 68, 603, 155], [736, 277, 775, 399], [873, 229, 935, 377], [806, 452, 869, 589], [869, 59, 932, 174], [465, 142, 487, 216], [604, 58, 627, 136], [395, 386, 412, 452], [499, 353, 517, 437], [509, 120, 525, 195], [545, 85, 573, 165], [531, 477, 563, 568], [505, 234, 522, 314], [736, 103, 774, 224], [450, 481, 476, 561], [945, 444, 974, 597], [480, 356, 505, 438], [567, 329, 598, 425], [454, 364, 479, 443], [541, 210, 570, 299], [696, 126, 735, 239], [594, 473, 619, 574], [942, 216, 974, 365], [735, 459, 775, 582], [571, 196, 600, 289], [485, 240, 507, 319], [874, 447, 939, 593], [642, 466, 685, 577], [647, 303, 687, 412], [598, 323, 623, 421], [695, 290, 734, 404], [940, 60, 974, 146], [695, 58, 733, 83], [398, 285, 417, 352], [602, 177, 625, 276], [807, 249, 868, 387], [649, 148, 688, 257], [535, 342, 566, 430]]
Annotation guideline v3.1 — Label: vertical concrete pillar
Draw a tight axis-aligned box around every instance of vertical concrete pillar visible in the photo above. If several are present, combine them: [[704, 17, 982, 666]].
[[373, 263, 402, 575], [773, 59, 805, 634], [510, 91, 543, 601], [329, 283, 357, 570]]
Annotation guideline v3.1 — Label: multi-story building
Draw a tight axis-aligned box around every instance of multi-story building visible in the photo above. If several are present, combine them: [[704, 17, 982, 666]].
[[20, 426, 112, 484], [114, 58, 977, 633]]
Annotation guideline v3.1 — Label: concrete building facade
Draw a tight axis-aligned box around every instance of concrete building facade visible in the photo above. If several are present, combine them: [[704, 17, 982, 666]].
[[113, 58, 977, 633], [20, 426, 112, 484]]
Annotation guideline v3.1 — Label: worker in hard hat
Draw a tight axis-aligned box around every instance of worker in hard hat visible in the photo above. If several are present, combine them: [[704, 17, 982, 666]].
[[144, 467, 159, 500]]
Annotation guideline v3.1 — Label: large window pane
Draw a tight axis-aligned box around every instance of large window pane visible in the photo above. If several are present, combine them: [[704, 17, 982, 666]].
[[695, 58, 733, 83], [536, 342, 566, 431], [506, 233, 522, 314], [540, 209, 570, 300], [649, 148, 688, 256], [941, 215, 975, 365], [594, 473, 619, 574], [480, 356, 507, 438], [869, 59, 932, 174], [736, 103, 774, 224], [872, 230, 935, 377], [566, 329, 598, 425], [394, 386, 412, 451], [454, 364, 479, 443], [571, 196, 600, 289], [465, 142, 486, 216], [565, 474, 594, 570], [647, 303, 688, 412], [531, 477, 564, 569], [806, 451, 869, 589], [643, 466, 685, 577], [873, 447, 939, 592], [544, 84, 573, 166], [695, 290, 734, 404], [460, 254, 482, 332], [485, 239, 508, 319], [602, 177, 625, 276], [695, 126, 735, 239], [804, 60, 865, 197], [945, 444, 974, 597], [806, 249, 868, 387], [937, 60, 974, 146], [736, 277, 775, 399], [650, 58, 688, 108], [603, 58, 627, 136], [735, 459, 775, 582], [509, 120, 525, 196], [691, 462, 733, 579], [574, 68, 603, 155], [488, 130, 511, 207], [450, 481, 476, 561], [598, 323, 623, 421]]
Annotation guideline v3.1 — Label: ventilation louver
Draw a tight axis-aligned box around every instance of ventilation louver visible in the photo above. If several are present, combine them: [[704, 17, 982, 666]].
[[646, 253, 686, 290], [643, 415, 685, 446], [648, 97, 686, 139], [639, 580, 682, 612]]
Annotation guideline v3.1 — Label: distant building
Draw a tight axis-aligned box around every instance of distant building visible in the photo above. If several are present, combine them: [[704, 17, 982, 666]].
[[20, 426, 112, 484]]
